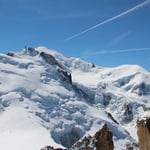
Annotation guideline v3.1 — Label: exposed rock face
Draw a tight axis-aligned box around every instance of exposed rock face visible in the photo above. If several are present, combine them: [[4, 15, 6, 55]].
[[137, 117, 150, 150], [71, 124, 114, 150], [94, 124, 114, 150], [106, 112, 119, 125], [7, 52, 14, 57], [40, 52, 60, 67], [123, 103, 133, 122], [57, 68, 72, 84], [40, 52, 73, 84], [24, 46, 39, 56], [41, 124, 114, 150]]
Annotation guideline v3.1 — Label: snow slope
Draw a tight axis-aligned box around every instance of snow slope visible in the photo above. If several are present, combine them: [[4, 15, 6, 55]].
[[0, 46, 150, 150]]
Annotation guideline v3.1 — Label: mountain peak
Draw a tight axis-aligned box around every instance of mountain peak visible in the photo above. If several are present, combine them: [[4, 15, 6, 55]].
[[0, 46, 150, 150]]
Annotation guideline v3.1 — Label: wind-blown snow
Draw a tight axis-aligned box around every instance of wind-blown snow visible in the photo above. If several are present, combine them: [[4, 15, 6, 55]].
[[0, 46, 150, 150]]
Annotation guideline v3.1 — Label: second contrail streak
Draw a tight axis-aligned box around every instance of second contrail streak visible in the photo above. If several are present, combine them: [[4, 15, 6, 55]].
[[65, 0, 150, 41]]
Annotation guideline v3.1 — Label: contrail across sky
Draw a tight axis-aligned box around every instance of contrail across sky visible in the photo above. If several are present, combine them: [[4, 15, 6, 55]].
[[84, 48, 150, 55], [65, 0, 150, 41]]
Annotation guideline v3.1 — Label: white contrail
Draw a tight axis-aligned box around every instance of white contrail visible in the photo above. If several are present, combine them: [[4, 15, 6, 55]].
[[85, 48, 150, 55], [65, 0, 150, 41], [108, 31, 131, 47]]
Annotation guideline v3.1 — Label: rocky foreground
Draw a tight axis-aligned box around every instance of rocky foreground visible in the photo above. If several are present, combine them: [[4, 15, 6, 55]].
[[42, 117, 150, 150]]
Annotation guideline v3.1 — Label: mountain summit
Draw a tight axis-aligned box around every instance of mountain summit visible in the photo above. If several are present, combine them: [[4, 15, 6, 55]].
[[0, 46, 150, 150]]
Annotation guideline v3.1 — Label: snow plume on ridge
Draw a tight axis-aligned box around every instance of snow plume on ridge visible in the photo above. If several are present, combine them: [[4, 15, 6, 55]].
[[65, 0, 150, 41]]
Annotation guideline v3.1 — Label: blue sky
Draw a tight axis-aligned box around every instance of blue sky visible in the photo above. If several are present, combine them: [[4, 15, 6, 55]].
[[0, 0, 150, 71]]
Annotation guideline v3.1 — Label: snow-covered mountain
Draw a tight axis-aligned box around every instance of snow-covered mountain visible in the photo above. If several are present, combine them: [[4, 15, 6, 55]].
[[0, 46, 150, 150]]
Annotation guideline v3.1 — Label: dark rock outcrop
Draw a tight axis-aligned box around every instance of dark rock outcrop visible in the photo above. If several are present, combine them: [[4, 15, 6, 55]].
[[7, 52, 14, 57], [40, 51, 73, 84], [40, 52, 60, 67], [73, 85, 89, 99], [137, 117, 150, 150], [123, 103, 133, 122], [106, 112, 119, 124], [25, 46, 39, 56], [57, 69, 72, 84]]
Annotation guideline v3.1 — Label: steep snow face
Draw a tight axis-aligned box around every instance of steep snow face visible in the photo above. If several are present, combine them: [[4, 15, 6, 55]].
[[0, 46, 149, 150]]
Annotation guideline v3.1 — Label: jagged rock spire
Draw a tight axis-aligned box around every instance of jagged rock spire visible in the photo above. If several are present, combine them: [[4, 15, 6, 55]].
[[137, 117, 150, 150]]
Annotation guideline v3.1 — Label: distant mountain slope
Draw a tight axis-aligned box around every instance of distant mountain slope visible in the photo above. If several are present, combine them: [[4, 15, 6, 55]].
[[0, 46, 150, 150]]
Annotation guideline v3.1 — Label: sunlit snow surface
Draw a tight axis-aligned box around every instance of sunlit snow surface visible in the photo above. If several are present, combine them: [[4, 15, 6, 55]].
[[0, 47, 150, 150]]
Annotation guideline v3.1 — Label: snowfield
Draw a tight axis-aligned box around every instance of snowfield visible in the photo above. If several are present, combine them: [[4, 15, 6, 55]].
[[0, 46, 150, 150]]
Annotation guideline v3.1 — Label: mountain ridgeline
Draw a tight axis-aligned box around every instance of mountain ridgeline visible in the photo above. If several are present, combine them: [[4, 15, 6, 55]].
[[0, 46, 150, 150]]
